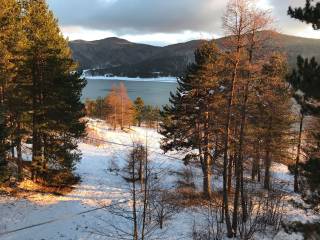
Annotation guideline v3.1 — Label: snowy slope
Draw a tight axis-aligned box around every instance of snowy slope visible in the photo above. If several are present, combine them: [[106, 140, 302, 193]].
[[0, 119, 316, 240]]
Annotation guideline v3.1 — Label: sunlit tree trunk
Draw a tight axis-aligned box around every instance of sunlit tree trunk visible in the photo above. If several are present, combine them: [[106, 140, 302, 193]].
[[294, 113, 304, 192]]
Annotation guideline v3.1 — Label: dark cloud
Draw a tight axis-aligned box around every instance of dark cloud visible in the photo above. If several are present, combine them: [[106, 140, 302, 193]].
[[47, 0, 318, 38], [47, 0, 225, 35]]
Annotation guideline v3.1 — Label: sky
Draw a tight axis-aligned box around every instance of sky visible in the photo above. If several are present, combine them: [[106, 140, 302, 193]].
[[47, 0, 320, 46]]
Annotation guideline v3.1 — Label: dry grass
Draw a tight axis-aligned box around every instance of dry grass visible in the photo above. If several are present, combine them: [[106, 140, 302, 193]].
[[171, 187, 223, 208], [0, 179, 74, 199]]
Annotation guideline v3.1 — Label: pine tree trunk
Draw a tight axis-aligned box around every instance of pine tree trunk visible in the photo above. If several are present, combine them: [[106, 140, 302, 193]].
[[257, 143, 262, 182], [32, 116, 38, 181], [203, 155, 212, 198], [232, 152, 240, 235], [252, 158, 257, 181], [264, 147, 271, 190], [264, 118, 273, 190], [294, 114, 304, 193], [232, 80, 249, 235], [139, 159, 143, 185], [240, 158, 247, 222], [227, 154, 233, 194], [203, 112, 212, 198], [17, 122, 23, 180], [32, 59, 41, 181], [252, 142, 260, 181], [257, 159, 261, 182], [0, 65, 7, 166], [228, 124, 238, 194], [11, 146, 15, 159], [239, 82, 249, 223], [0, 141, 5, 165], [222, 42, 242, 236], [43, 135, 47, 172], [222, 58, 238, 237], [0, 81, 6, 165]]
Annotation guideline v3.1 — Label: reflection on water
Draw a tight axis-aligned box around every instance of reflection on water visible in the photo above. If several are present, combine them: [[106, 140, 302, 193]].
[[82, 79, 178, 107]]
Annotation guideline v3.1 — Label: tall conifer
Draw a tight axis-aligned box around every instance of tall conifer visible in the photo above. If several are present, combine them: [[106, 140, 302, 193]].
[[0, 0, 22, 165], [161, 41, 226, 197], [22, 0, 86, 179]]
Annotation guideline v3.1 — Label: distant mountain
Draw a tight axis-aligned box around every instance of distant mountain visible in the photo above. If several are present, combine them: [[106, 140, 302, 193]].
[[69, 32, 320, 77]]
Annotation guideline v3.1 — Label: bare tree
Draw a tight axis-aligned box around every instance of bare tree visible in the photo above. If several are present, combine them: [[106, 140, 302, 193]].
[[192, 199, 224, 240], [97, 138, 179, 240]]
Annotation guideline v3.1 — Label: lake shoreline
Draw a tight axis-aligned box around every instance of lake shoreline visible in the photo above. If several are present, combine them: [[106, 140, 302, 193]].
[[82, 77, 178, 106], [85, 76, 178, 83]]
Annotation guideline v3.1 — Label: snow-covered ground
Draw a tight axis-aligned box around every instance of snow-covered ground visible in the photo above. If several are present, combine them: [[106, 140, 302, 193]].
[[85, 76, 178, 83], [0, 119, 317, 240]]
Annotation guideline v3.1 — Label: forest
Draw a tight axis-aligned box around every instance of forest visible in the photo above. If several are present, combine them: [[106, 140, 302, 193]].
[[0, 0, 320, 240]]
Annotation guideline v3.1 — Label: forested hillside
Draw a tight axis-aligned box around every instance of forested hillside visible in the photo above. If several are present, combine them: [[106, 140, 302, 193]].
[[70, 32, 320, 77]]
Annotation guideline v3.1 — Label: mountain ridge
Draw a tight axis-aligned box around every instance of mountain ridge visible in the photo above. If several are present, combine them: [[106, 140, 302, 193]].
[[69, 32, 320, 77]]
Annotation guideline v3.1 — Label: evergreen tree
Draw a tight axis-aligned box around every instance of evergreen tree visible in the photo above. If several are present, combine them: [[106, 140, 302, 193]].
[[290, 56, 320, 101], [142, 105, 160, 128], [0, 0, 85, 182], [288, 56, 320, 192], [0, 0, 22, 165], [22, 0, 86, 180], [300, 119, 320, 203], [254, 54, 293, 190], [0, 106, 9, 165], [161, 41, 226, 197], [288, 0, 320, 30], [288, 0, 320, 193], [134, 97, 144, 127]]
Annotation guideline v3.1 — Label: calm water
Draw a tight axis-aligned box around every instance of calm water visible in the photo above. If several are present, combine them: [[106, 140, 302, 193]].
[[82, 78, 178, 107]]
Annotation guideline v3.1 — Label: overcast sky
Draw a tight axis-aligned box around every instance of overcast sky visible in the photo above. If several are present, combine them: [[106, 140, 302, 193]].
[[47, 0, 320, 46]]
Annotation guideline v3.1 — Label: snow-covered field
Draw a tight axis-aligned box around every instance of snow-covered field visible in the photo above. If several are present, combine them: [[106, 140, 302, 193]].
[[0, 119, 317, 240]]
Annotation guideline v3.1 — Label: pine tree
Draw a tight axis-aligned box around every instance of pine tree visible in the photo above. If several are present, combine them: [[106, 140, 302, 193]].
[[44, 72, 86, 173], [142, 105, 160, 128], [288, 56, 320, 192], [22, 0, 86, 180], [255, 54, 293, 190], [300, 118, 320, 203], [0, 0, 22, 166], [287, 0, 320, 192], [161, 41, 226, 198], [0, 105, 9, 165], [288, 0, 320, 30], [134, 97, 144, 127]]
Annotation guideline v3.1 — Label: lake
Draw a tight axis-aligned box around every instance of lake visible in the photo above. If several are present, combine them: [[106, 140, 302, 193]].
[[82, 77, 178, 107]]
